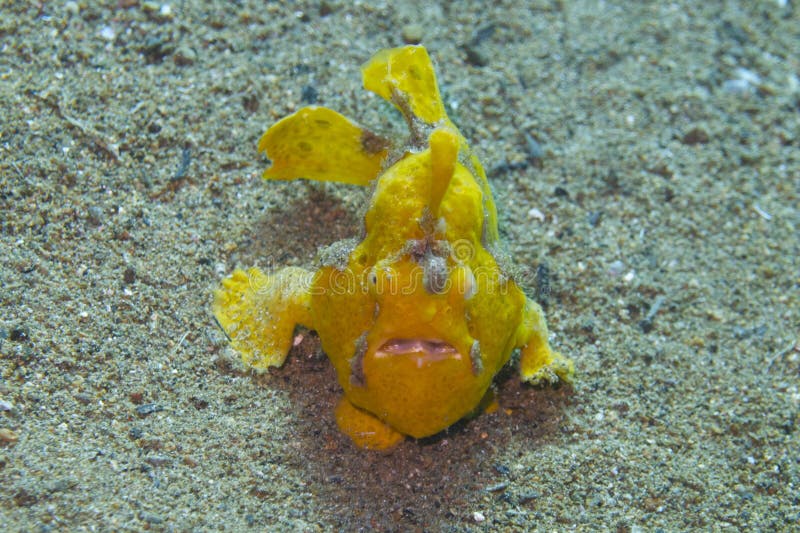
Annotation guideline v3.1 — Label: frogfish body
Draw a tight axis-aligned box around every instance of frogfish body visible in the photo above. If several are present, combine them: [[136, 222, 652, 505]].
[[213, 46, 573, 449]]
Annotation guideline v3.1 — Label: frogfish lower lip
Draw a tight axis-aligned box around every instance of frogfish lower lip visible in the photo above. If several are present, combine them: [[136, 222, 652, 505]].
[[374, 338, 461, 368]]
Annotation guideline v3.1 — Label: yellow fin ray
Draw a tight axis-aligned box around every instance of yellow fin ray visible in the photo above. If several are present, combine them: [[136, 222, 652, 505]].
[[258, 106, 389, 186]]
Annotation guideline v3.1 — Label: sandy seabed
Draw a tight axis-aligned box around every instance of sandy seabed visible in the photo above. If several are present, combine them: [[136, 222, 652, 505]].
[[1, 1, 798, 531]]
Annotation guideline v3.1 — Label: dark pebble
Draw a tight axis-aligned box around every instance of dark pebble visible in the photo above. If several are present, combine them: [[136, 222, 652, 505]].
[[493, 463, 510, 476], [190, 397, 209, 410], [518, 491, 540, 503], [242, 93, 259, 113], [123, 267, 136, 284], [301, 85, 318, 104], [681, 126, 709, 145], [9, 327, 29, 342], [141, 35, 174, 63], [13, 487, 39, 507], [135, 403, 163, 417], [463, 44, 488, 67], [74, 393, 92, 405]]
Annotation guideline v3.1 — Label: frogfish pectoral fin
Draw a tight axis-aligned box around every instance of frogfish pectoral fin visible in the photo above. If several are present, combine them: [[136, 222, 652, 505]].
[[258, 106, 390, 186], [213, 266, 314, 370], [517, 299, 575, 385]]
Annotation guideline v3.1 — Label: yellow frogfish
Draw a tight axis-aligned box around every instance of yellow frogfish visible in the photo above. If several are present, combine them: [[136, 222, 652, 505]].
[[213, 46, 573, 450]]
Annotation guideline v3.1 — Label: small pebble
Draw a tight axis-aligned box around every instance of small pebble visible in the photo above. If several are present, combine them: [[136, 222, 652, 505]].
[[472, 511, 486, 523], [9, 327, 29, 342], [464, 44, 488, 67], [301, 85, 318, 104], [722, 78, 752, 95], [64, 1, 80, 16], [173, 45, 196, 66], [145, 455, 171, 467], [722, 68, 761, 96], [401, 24, 424, 44], [524, 133, 544, 161], [527, 208, 545, 222], [87, 206, 104, 225], [123, 267, 136, 284], [139, 511, 164, 525], [735, 67, 761, 86], [135, 403, 163, 417], [608, 260, 625, 277], [158, 4, 174, 20], [681, 126, 709, 145], [98, 25, 116, 41], [0, 428, 19, 443]]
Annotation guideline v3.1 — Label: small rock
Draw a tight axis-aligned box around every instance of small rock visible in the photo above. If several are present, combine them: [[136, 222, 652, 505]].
[[464, 44, 488, 67], [158, 4, 174, 21], [722, 78, 752, 95], [524, 133, 544, 161], [527, 208, 545, 222], [472, 511, 486, 523], [301, 85, 318, 104], [144, 455, 171, 467], [64, 1, 80, 16], [123, 267, 136, 284], [9, 327, 28, 342], [139, 511, 164, 524], [682, 126, 709, 145], [173, 45, 196, 66], [142, 2, 174, 21], [608, 260, 625, 277], [98, 25, 116, 41], [0, 428, 19, 444], [87, 205, 104, 225], [135, 403, 163, 417], [402, 24, 424, 44]]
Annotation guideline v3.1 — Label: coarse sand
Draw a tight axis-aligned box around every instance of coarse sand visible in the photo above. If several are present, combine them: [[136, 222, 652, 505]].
[[1, 1, 798, 530]]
